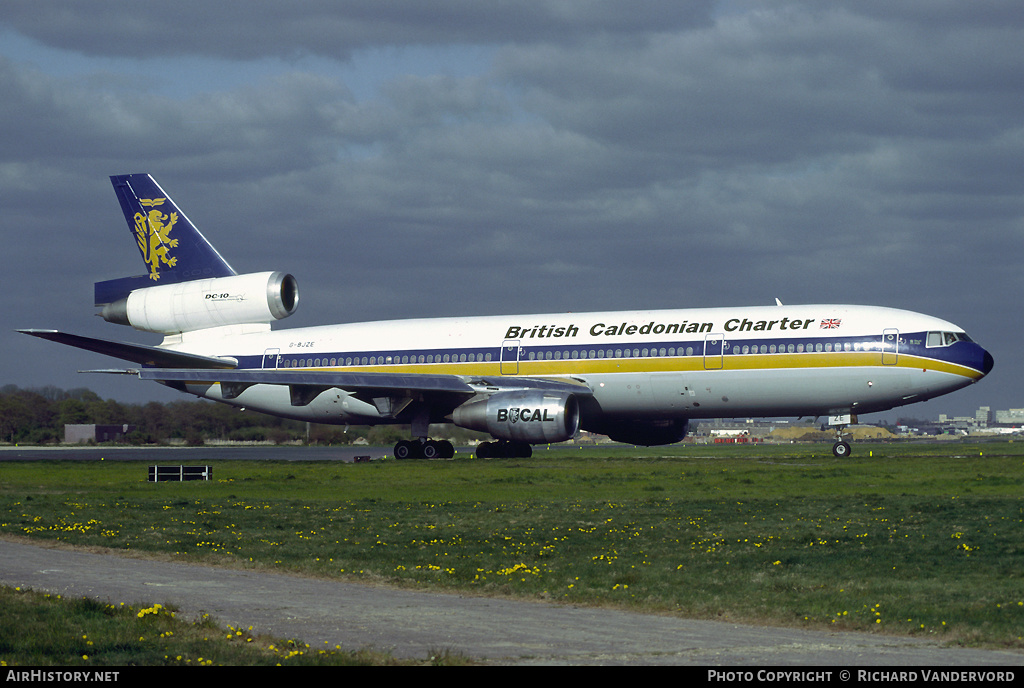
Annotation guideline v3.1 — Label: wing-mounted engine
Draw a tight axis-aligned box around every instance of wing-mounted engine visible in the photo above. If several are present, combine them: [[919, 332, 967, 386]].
[[100, 271, 298, 334], [451, 390, 580, 443]]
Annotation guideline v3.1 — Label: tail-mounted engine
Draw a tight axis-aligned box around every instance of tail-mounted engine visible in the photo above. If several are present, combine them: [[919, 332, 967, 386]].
[[100, 271, 298, 334], [451, 390, 580, 444]]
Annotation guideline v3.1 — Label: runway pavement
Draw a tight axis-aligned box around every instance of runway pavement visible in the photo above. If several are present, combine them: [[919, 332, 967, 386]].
[[2, 538, 1021, 666]]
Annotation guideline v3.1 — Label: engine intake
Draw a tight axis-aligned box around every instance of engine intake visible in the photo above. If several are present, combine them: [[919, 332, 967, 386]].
[[452, 390, 580, 444], [101, 271, 298, 334]]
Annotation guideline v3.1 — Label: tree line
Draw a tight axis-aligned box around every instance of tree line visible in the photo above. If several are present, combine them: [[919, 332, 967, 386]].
[[0, 385, 484, 446]]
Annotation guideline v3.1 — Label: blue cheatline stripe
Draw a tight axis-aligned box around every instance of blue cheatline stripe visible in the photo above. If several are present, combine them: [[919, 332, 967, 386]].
[[234, 332, 982, 380]]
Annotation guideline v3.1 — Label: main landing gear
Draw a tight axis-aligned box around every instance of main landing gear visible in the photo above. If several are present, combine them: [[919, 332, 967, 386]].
[[393, 439, 455, 460]]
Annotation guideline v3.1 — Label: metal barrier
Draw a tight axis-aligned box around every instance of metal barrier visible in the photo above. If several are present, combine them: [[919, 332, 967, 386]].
[[148, 465, 213, 482]]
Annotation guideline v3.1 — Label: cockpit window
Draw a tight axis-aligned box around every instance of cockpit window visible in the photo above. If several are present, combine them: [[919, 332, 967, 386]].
[[927, 331, 971, 347]]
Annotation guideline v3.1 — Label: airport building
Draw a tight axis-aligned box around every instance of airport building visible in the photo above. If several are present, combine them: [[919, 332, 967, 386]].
[[994, 408, 1024, 425], [64, 424, 136, 444], [938, 406, 992, 429]]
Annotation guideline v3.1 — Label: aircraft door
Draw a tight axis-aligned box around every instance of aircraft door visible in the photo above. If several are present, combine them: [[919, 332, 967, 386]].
[[703, 334, 724, 370], [262, 348, 280, 369], [882, 329, 899, 365], [500, 339, 520, 375]]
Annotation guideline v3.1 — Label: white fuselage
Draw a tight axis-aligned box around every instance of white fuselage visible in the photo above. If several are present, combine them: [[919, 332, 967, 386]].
[[161, 303, 989, 426]]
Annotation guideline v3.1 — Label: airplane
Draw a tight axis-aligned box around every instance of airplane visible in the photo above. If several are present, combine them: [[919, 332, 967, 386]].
[[20, 174, 994, 459]]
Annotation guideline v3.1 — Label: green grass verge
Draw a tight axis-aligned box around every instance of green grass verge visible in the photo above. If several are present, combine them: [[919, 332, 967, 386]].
[[1, 441, 1022, 659], [0, 586, 468, 666]]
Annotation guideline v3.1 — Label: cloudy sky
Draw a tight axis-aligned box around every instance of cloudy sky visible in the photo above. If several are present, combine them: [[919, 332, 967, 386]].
[[2, 1, 1021, 421]]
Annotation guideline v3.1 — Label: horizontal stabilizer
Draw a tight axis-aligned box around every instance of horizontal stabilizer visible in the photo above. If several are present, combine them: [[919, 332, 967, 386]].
[[17, 330, 237, 369]]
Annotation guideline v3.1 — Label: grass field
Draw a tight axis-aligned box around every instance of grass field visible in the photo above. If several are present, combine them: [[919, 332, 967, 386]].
[[1, 440, 1022, 660]]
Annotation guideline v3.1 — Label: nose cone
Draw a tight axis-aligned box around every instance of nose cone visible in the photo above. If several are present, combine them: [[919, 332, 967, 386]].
[[982, 349, 995, 376]]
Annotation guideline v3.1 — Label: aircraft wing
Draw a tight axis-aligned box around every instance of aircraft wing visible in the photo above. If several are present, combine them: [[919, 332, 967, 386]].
[[138, 367, 593, 414], [139, 367, 476, 398], [138, 368, 593, 396], [19, 326, 593, 422]]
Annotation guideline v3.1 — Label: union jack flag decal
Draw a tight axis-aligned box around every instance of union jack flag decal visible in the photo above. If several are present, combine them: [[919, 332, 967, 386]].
[[820, 318, 842, 329]]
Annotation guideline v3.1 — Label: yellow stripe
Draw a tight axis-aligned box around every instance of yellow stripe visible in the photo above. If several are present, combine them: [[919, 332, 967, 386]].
[[305, 351, 981, 380]]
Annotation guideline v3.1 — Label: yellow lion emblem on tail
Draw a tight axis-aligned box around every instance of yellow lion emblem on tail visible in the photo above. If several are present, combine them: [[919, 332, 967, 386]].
[[134, 198, 179, 280]]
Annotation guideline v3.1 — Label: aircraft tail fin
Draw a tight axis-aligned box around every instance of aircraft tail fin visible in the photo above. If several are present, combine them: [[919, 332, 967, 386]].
[[94, 174, 236, 305]]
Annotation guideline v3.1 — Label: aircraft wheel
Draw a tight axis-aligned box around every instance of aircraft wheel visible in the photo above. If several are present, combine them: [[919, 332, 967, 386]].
[[394, 440, 417, 460], [832, 441, 852, 458], [439, 440, 455, 458], [421, 440, 440, 460]]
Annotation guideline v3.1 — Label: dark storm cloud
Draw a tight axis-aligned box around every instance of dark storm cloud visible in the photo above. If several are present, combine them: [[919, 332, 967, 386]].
[[2, 1, 714, 59]]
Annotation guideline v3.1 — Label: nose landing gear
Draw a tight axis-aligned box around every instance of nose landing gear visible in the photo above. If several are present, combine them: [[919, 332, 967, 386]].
[[828, 413, 854, 458], [832, 439, 851, 457]]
